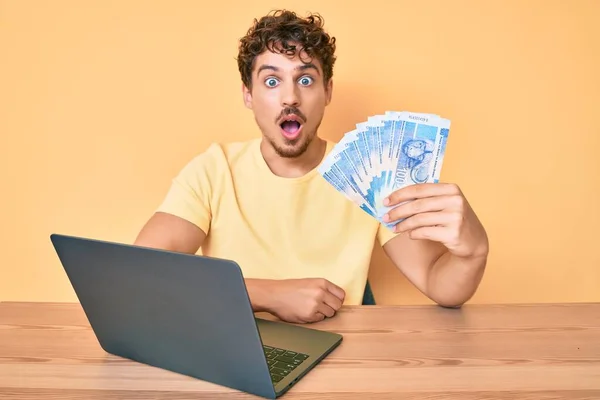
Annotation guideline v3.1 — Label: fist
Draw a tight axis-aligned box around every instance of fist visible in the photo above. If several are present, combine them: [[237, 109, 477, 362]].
[[266, 278, 346, 324]]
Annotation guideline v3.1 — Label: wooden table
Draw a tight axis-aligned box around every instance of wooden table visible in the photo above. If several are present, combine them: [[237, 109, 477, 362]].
[[1, 302, 599, 399]]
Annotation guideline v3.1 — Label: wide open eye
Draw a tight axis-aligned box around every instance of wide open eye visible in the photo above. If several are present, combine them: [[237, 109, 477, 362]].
[[265, 77, 279, 88], [298, 76, 313, 86]]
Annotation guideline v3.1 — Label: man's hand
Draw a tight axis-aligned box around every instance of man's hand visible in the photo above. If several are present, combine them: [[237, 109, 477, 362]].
[[380, 183, 489, 308], [250, 278, 345, 324], [383, 183, 488, 259]]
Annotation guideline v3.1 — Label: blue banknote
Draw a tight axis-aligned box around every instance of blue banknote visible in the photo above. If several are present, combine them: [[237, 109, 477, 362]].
[[318, 111, 451, 230]]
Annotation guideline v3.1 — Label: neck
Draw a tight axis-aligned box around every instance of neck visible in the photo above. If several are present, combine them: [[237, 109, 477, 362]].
[[260, 137, 327, 179]]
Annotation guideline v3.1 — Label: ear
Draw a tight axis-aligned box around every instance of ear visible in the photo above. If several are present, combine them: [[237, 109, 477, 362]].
[[325, 78, 333, 106], [242, 83, 253, 109]]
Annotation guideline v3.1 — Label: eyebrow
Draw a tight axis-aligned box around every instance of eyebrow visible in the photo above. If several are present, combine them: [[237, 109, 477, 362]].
[[256, 63, 321, 76]]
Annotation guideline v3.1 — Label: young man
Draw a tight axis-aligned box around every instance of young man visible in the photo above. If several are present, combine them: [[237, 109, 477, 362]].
[[134, 10, 489, 324]]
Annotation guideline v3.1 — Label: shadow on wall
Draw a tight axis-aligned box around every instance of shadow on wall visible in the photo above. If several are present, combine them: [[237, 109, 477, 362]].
[[318, 82, 434, 306]]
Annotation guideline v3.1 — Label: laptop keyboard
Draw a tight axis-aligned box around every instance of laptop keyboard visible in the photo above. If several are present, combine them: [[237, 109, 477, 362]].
[[263, 345, 309, 383]]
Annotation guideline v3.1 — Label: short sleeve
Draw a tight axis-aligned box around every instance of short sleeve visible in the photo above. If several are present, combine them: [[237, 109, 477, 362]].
[[376, 222, 400, 246], [155, 147, 216, 234]]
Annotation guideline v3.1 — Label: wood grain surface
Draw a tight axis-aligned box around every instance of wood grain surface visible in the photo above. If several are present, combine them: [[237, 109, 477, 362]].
[[1, 302, 599, 399]]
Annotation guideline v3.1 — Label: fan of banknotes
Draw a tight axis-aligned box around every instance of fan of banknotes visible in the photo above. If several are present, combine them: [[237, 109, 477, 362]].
[[318, 111, 450, 230]]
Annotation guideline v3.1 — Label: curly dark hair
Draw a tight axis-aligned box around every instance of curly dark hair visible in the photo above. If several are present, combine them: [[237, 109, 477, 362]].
[[237, 10, 337, 90]]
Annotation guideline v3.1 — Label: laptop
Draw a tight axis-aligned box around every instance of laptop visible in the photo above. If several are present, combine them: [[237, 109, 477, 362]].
[[50, 233, 343, 399]]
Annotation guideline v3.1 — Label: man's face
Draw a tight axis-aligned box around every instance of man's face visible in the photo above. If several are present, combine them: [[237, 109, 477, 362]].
[[242, 44, 333, 158]]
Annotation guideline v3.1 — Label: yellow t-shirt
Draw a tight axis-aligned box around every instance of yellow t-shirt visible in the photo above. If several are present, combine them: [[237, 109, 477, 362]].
[[156, 138, 398, 305]]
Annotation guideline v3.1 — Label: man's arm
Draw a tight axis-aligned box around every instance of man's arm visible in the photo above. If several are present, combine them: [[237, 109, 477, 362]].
[[134, 212, 207, 254], [382, 234, 487, 307], [133, 212, 344, 323], [133, 212, 274, 311], [380, 183, 489, 308]]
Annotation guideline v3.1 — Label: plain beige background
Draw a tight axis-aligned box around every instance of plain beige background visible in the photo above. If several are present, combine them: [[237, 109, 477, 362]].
[[1, 0, 599, 304]]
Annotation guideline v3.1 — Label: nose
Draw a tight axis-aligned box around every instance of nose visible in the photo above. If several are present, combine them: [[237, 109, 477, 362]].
[[279, 80, 300, 107]]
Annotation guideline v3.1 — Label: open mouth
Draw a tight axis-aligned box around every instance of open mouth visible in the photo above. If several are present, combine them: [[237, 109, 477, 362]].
[[279, 117, 303, 140]]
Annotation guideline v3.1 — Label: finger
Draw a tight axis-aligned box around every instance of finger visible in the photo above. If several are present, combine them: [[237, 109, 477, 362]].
[[394, 211, 457, 233], [406, 226, 451, 242], [317, 303, 336, 319], [385, 195, 456, 222], [322, 290, 343, 311], [325, 280, 346, 301], [385, 183, 461, 206]]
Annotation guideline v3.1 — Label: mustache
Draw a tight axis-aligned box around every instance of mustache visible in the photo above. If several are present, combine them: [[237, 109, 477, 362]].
[[276, 107, 306, 123]]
